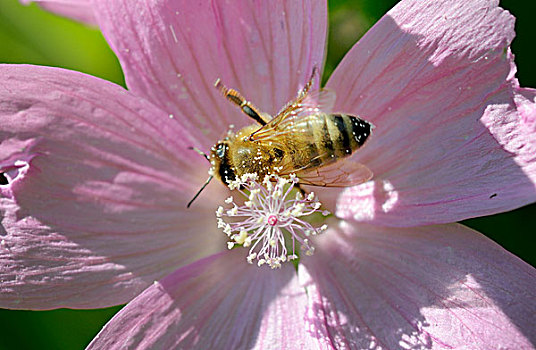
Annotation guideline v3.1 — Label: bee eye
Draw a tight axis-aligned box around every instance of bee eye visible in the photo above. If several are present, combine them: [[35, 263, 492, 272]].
[[216, 143, 227, 158]]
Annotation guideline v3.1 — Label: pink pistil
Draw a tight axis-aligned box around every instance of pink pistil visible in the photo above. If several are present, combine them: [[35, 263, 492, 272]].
[[267, 215, 278, 226]]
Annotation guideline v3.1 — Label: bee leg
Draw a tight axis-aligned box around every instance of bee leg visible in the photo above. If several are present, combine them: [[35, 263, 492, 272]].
[[297, 66, 318, 100], [297, 183, 307, 197], [214, 79, 269, 126]]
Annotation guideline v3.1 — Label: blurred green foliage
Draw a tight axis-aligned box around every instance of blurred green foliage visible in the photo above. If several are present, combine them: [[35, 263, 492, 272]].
[[0, 0, 534, 349], [0, 0, 124, 86]]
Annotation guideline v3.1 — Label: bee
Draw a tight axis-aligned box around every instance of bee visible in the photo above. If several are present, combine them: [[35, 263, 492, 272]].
[[187, 68, 373, 207]]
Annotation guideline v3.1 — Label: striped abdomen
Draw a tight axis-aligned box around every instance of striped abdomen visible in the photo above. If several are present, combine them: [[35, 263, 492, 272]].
[[288, 113, 372, 170]]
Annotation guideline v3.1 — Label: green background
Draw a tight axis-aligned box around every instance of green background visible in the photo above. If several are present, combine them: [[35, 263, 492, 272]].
[[0, 0, 534, 348]]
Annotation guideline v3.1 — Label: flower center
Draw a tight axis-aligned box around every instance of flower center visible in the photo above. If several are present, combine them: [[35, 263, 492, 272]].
[[267, 214, 278, 226], [216, 173, 329, 269]]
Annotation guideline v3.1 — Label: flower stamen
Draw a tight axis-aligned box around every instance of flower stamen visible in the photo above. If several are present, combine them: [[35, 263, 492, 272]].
[[216, 173, 329, 268]]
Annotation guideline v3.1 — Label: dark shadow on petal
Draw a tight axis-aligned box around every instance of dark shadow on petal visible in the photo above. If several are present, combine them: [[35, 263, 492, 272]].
[[0, 173, 8, 185]]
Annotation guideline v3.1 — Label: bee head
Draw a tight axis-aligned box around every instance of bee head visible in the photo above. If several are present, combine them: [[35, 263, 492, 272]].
[[210, 141, 236, 185]]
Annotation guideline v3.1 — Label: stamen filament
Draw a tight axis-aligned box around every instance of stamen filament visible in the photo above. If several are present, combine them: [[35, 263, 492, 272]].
[[216, 173, 329, 268]]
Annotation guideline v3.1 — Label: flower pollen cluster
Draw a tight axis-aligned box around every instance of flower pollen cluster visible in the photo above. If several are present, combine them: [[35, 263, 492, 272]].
[[216, 173, 329, 269]]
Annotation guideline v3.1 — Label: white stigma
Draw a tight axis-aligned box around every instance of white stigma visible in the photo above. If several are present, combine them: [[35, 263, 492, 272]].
[[216, 173, 329, 269]]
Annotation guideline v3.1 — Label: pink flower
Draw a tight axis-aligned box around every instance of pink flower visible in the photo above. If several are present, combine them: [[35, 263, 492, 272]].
[[2, 0, 535, 348]]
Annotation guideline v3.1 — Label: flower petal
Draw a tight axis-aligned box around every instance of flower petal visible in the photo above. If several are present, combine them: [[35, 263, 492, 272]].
[[88, 250, 320, 350], [93, 0, 327, 147], [327, 0, 536, 226], [21, 0, 96, 25], [0, 64, 225, 309], [300, 221, 536, 349]]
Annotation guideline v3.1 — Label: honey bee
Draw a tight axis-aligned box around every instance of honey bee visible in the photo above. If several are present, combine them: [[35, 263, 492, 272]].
[[187, 68, 373, 207]]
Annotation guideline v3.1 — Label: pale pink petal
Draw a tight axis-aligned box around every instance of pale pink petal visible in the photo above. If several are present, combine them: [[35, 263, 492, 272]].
[[93, 0, 327, 148], [88, 250, 321, 350], [514, 87, 536, 133], [0, 64, 226, 309], [20, 0, 96, 25], [327, 0, 536, 226], [300, 221, 536, 349]]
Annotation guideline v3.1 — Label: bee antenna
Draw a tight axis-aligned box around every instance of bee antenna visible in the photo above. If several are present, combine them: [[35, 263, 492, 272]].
[[188, 146, 210, 163], [311, 65, 318, 80], [187, 175, 213, 208]]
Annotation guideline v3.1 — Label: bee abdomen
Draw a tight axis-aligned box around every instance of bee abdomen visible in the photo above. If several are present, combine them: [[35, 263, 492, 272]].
[[288, 113, 372, 171], [325, 114, 372, 159]]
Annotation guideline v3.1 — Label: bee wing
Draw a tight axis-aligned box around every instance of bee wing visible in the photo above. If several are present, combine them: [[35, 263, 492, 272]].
[[279, 88, 337, 116], [250, 89, 336, 141], [294, 159, 373, 187]]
